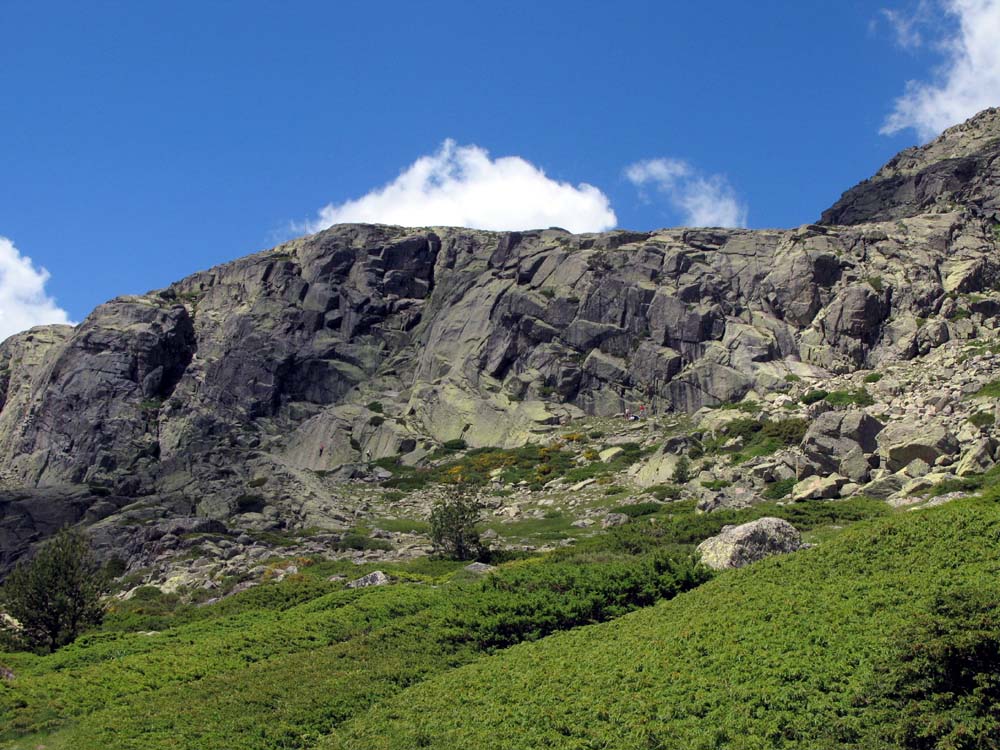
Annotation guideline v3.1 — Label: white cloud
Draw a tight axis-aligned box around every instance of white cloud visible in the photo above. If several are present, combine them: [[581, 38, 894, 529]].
[[879, 2, 934, 49], [0, 237, 73, 343], [304, 140, 617, 234], [624, 158, 748, 228], [882, 0, 1000, 139]]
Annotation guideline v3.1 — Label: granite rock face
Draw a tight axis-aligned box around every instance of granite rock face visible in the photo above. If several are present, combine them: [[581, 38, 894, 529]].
[[1, 108, 999, 568]]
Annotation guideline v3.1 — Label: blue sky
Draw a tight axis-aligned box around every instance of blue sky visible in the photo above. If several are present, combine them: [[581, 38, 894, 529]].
[[1, 0, 999, 336]]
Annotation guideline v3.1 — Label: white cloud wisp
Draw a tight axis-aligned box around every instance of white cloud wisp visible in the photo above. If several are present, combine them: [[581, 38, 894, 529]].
[[305, 140, 617, 234], [625, 158, 748, 228], [0, 237, 73, 343], [882, 0, 1000, 140]]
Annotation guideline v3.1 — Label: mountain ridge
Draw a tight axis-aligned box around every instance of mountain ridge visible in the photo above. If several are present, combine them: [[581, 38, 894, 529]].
[[1, 109, 999, 577]]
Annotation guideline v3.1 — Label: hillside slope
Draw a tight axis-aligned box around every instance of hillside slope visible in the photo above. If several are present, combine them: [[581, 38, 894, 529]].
[[326, 495, 1000, 750]]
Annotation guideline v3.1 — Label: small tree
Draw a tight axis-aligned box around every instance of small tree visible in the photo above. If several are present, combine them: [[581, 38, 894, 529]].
[[0, 528, 107, 653], [672, 455, 692, 484], [429, 487, 483, 561]]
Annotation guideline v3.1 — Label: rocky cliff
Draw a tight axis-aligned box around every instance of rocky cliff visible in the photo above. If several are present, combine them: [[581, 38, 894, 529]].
[[2, 108, 1000, 573]]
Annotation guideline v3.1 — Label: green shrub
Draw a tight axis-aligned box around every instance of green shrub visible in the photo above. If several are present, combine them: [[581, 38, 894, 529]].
[[0, 528, 107, 653], [801, 389, 829, 405], [864, 587, 1000, 749], [760, 417, 809, 445], [335, 530, 393, 552], [969, 411, 996, 428], [866, 275, 884, 292], [442, 438, 468, 451], [366, 401, 384, 413], [825, 388, 874, 407], [646, 484, 682, 501], [762, 477, 796, 500], [784, 373, 802, 383], [609, 502, 661, 518], [429, 490, 483, 561], [974, 378, 1000, 399], [368, 415, 385, 427], [235, 494, 265, 513], [672, 455, 692, 484], [863, 372, 883, 383]]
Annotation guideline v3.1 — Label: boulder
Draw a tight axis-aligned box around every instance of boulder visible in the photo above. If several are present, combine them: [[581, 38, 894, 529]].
[[601, 513, 630, 528], [345, 570, 390, 589], [878, 422, 959, 471], [696, 517, 802, 570], [955, 438, 997, 477], [791, 474, 846, 501]]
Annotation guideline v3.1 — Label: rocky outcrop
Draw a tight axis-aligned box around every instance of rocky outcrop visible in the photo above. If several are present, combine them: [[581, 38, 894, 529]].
[[1, 109, 1000, 572], [697, 517, 802, 569], [821, 108, 1000, 225]]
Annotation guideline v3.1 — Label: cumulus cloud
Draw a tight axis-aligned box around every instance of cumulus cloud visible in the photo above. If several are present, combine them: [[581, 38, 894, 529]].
[[0, 237, 73, 342], [624, 158, 748, 228], [882, 0, 1000, 140], [304, 140, 617, 234]]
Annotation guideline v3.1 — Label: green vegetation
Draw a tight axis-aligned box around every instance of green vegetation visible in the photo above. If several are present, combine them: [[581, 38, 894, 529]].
[[441, 438, 467, 451], [783, 373, 801, 383], [762, 476, 796, 500], [969, 410, 996, 428], [824, 388, 875, 407], [645, 484, 682, 501], [429, 491, 483, 561], [0, 492, 899, 750], [801, 388, 829, 404], [378, 442, 650, 493], [671, 454, 691, 483], [328, 497, 1000, 749], [0, 529, 107, 653], [973, 378, 1000, 399], [608, 502, 660, 518], [365, 401, 383, 413], [863, 371, 883, 383], [920, 464, 1000, 499], [866, 275, 884, 292], [717, 399, 759, 414], [693, 417, 808, 465], [333, 529, 393, 552]]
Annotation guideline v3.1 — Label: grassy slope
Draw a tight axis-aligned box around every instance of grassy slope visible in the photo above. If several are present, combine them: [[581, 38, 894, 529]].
[[326, 497, 1000, 750]]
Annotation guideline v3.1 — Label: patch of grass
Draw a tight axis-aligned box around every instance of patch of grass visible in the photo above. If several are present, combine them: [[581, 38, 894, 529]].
[[801, 389, 829, 405], [969, 411, 996, 428], [973, 378, 1000, 399], [608, 502, 661, 518], [825, 388, 874, 407], [762, 476, 796, 500], [366, 401, 383, 413], [866, 275, 884, 292], [863, 372, 883, 383], [717, 400, 759, 414], [645, 484, 682, 501]]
